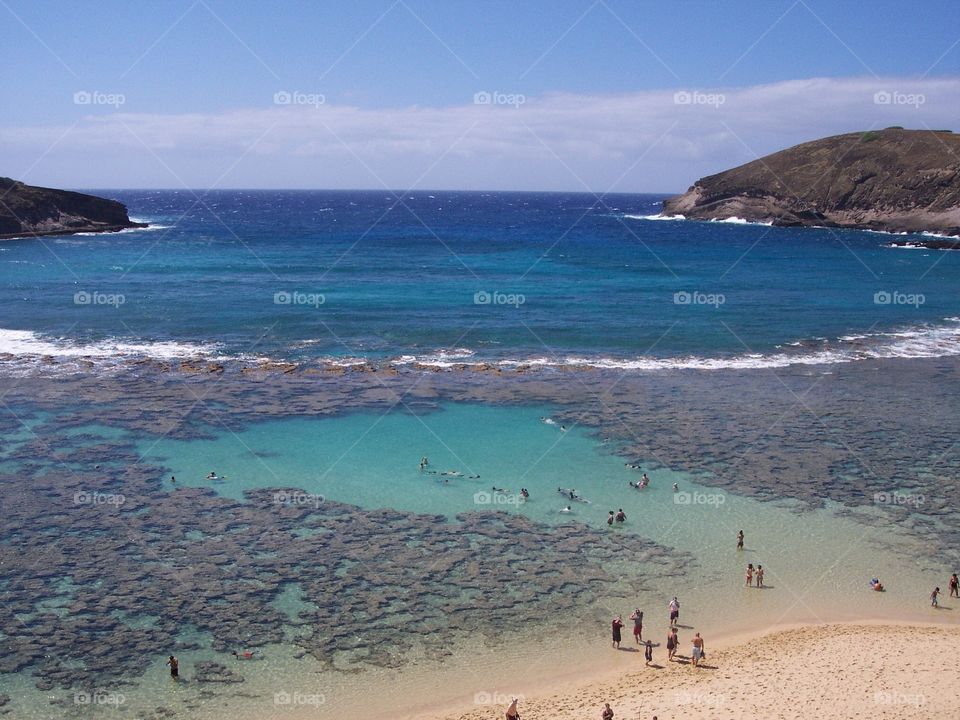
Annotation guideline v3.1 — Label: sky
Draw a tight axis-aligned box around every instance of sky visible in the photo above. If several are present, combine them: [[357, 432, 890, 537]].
[[1, 0, 958, 191]]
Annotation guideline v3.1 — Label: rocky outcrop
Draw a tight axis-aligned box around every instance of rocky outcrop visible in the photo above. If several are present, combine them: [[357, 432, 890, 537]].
[[0, 177, 146, 239], [662, 128, 960, 237]]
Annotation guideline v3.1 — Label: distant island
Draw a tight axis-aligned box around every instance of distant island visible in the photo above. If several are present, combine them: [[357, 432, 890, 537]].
[[0, 177, 146, 240], [662, 128, 960, 245]]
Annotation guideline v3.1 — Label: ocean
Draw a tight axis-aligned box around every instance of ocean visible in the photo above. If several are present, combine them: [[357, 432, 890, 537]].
[[0, 190, 957, 719]]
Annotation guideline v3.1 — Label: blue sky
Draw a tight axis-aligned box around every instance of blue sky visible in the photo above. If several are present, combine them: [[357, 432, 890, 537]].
[[1, 0, 958, 190]]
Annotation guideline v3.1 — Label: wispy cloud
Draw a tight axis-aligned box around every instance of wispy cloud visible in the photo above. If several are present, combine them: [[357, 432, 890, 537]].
[[2, 76, 957, 191]]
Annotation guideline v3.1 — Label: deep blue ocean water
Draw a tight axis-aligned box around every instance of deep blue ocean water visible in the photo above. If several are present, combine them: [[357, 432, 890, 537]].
[[2, 190, 959, 368]]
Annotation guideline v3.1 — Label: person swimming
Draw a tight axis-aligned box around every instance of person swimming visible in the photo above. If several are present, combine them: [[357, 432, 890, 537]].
[[419, 456, 429, 471], [559, 505, 573, 513], [492, 486, 509, 494], [232, 649, 260, 660], [520, 488, 530, 499], [205, 471, 218, 480], [672, 483, 679, 492]]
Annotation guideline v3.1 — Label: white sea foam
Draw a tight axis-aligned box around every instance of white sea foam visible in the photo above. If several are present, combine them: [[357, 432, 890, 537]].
[[622, 213, 686, 221], [0, 329, 219, 361], [3, 321, 960, 376]]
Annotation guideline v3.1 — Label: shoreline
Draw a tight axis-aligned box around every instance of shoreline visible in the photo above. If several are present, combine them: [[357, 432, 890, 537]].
[[426, 620, 960, 720], [0, 222, 148, 241]]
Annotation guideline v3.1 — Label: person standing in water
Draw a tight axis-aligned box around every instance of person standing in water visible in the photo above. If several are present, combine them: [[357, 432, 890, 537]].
[[949, 573, 959, 598], [668, 597, 680, 626], [691, 632, 705, 668], [611, 615, 624, 648], [737, 530, 744, 550], [756, 564, 765, 587], [607, 511, 615, 526], [746, 563, 754, 587], [931, 587, 941, 607], [166, 655, 179, 679], [629, 609, 643, 643]]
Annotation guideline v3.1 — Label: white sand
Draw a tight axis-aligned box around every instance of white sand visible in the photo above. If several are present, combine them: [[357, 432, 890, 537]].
[[438, 623, 959, 720]]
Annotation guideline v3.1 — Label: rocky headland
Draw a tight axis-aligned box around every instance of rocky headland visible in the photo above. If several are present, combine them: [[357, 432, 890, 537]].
[[0, 177, 146, 239], [662, 128, 960, 243]]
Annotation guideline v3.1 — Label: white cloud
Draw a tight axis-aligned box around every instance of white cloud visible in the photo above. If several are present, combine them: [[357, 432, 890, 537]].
[[2, 76, 957, 191]]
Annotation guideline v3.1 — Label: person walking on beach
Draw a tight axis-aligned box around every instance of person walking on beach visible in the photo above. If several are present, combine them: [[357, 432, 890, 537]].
[[668, 597, 680, 626], [931, 587, 941, 607], [746, 563, 754, 587], [949, 573, 959, 598], [666, 628, 678, 661], [737, 530, 744, 550], [166, 655, 179, 679], [629, 608, 643, 643], [644, 639, 653, 665], [756, 564, 764, 588], [602, 702, 614, 720], [691, 632, 705, 668], [505, 697, 520, 720], [611, 615, 624, 648]]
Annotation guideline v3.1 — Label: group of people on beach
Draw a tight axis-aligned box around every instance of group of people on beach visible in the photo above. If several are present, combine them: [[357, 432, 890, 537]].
[[609, 596, 705, 667]]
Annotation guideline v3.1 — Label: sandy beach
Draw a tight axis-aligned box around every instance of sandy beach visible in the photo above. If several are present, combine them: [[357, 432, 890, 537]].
[[439, 623, 959, 720]]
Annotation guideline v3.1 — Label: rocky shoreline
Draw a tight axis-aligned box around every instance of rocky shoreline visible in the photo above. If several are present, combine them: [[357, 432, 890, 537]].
[[0, 177, 146, 239], [662, 128, 960, 238]]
